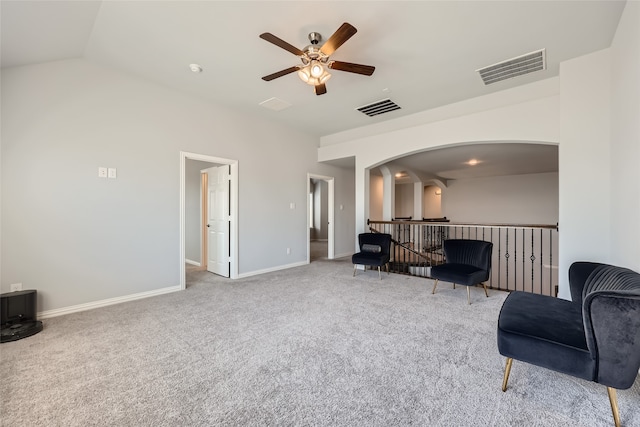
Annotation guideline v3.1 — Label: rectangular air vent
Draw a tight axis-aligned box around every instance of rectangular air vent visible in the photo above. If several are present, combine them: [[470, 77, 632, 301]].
[[476, 48, 546, 85], [356, 99, 401, 117], [259, 97, 292, 111]]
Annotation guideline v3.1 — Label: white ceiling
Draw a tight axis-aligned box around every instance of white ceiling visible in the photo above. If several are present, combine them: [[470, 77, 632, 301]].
[[0, 0, 626, 179]]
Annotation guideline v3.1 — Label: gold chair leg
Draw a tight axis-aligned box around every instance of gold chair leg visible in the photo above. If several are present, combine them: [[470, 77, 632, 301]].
[[483, 283, 489, 298], [467, 286, 471, 305], [353, 265, 357, 277], [502, 358, 513, 392], [431, 279, 439, 294], [378, 266, 382, 280], [607, 387, 621, 427]]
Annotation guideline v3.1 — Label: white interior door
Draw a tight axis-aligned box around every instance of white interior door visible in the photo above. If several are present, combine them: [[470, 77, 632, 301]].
[[206, 165, 230, 277]]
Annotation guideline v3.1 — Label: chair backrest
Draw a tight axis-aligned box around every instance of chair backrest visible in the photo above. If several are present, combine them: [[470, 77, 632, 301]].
[[358, 233, 392, 256], [443, 239, 493, 272], [581, 264, 640, 389]]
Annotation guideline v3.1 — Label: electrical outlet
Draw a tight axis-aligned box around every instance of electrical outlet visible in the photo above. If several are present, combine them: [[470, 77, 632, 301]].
[[108, 167, 117, 179], [98, 167, 107, 178], [10, 283, 22, 292], [286, 248, 291, 255]]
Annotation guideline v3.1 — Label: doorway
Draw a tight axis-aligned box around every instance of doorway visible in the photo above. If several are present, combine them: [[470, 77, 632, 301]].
[[307, 173, 335, 262], [180, 152, 238, 289]]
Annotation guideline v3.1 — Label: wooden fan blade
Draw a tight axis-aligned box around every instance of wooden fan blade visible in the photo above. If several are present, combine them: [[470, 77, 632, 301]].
[[261, 66, 300, 81], [320, 22, 357, 56], [259, 33, 305, 56], [314, 83, 327, 95], [328, 61, 375, 76]]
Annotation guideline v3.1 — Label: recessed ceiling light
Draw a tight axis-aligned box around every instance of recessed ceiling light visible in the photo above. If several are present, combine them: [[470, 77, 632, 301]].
[[467, 159, 480, 166], [189, 64, 203, 73]]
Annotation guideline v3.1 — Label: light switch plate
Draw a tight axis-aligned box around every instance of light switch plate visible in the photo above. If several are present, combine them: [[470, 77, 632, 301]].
[[108, 168, 117, 179], [98, 167, 107, 178]]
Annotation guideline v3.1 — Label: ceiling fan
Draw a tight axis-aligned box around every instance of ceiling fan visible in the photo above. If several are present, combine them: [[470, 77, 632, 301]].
[[259, 22, 375, 96]]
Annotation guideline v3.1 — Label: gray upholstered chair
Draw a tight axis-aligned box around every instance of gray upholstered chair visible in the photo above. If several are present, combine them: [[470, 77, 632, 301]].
[[497, 262, 640, 427], [352, 233, 392, 279], [430, 239, 493, 304]]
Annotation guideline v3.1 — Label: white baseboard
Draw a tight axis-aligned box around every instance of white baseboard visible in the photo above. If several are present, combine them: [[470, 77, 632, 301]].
[[38, 285, 182, 319], [333, 252, 353, 259], [236, 260, 308, 279], [185, 259, 201, 266]]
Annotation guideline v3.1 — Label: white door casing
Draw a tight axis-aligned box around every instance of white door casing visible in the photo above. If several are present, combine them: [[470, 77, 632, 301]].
[[206, 165, 230, 277], [180, 151, 238, 289]]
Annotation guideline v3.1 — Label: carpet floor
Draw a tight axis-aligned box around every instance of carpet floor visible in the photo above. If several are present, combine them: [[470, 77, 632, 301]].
[[1, 257, 639, 426]]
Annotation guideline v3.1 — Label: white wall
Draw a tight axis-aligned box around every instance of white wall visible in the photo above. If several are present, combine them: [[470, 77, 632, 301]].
[[442, 172, 558, 224], [1, 59, 355, 312], [610, 1, 640, 273], [423, 185, 442, 219], [394, 183, 414, 218], [557, 49, 611, 298]]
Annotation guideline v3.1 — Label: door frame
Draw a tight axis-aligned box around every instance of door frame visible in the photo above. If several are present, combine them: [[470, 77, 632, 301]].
[[307, 173, 335, 262], [180, 151, 238, 289]]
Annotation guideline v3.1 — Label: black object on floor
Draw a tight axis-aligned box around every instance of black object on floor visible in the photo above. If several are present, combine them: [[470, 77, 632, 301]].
[[1, 290, 43, 343]]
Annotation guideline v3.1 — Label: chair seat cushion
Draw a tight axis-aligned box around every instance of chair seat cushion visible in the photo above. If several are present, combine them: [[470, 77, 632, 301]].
[[497, 291, 595, 381], [352, 252, 388, 267], [430, 263, 487, 286]]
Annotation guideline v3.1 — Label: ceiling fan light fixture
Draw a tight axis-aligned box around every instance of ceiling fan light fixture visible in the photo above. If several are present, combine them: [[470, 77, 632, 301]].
[[298, 67, 311, 83], [260, 23, 372, 95], [298, 62, 331, 86], [310, 61, 323, 78]]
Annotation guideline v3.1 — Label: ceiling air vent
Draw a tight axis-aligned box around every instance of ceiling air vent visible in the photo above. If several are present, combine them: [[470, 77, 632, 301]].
[[356, 99, 401, 117], [476, 49, 546, 85]]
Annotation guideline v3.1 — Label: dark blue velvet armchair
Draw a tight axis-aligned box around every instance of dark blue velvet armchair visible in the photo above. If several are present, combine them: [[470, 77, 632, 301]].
[[498, 262, 640, 427], [430, 239, 493, 304], [352, 233, 392, 279]]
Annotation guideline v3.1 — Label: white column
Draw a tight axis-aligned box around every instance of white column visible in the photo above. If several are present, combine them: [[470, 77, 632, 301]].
[[380, 166, 395, 220], [413, 181, 424, 220]]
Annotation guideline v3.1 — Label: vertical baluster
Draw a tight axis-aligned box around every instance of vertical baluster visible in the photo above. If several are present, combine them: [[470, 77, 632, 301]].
[[540, 228, 543, 296], [514, 228, 518, 291], [521, 228, 525, 293], [550, 228, 554, 297], [489, 227, 494, 289], [498, 228, 502, 290], [530, 229, 535, 294], [505, 229, 510, 291]]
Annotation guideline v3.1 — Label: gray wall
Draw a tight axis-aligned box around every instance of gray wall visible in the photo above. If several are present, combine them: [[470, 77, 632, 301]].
[[379, 173, 557, 225], [394, 183, 414, 219], [442, 172, 558, 224], [1, 58, 355, 311], [423, 185, 442, 219]]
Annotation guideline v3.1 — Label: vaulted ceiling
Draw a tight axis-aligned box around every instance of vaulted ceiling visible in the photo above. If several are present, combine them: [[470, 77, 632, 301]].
[[1, 1, 626, 178]]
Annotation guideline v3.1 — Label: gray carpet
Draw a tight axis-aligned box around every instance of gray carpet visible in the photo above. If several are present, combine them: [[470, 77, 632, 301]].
[[1, 258, 639, 426]]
